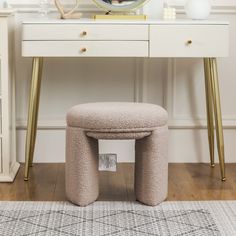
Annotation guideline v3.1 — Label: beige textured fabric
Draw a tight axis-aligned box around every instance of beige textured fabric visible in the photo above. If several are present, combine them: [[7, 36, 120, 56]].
[[135, 126, 168, 206], [66, 102, 168, 207], [67, 102, 168, 130], [66, 127, 99, 206], [86, 131, 151, 140]]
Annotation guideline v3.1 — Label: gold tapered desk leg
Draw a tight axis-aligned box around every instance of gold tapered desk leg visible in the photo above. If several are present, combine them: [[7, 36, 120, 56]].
[[204, 58, 215, 167], [24, 57, 43, 181], [208, 58, 226, 181]]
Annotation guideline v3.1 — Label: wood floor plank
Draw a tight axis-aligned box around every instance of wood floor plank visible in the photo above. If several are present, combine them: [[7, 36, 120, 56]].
[[53, 163, 66, 201], [98, 164, 128, 201], [122, 164, 135, 201], [0, 163, 235, 201]]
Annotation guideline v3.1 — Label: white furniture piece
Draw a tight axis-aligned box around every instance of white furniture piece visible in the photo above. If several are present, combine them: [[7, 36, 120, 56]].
[[21, 19, 229, 181], [0, 10, 19, 182]]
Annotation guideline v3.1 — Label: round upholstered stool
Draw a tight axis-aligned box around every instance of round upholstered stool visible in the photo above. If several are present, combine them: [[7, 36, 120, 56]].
[[66, 102, 168, 206]]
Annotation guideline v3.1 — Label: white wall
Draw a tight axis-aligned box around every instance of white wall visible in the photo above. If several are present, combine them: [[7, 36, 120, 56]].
[[10, 0, 236, 163]]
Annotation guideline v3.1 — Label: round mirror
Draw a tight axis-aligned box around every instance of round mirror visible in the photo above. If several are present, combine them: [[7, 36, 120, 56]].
[[93, 0, 150, 12]]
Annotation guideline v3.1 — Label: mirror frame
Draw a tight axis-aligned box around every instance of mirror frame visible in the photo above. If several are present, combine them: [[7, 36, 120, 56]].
[[93, 0, 150, 12]]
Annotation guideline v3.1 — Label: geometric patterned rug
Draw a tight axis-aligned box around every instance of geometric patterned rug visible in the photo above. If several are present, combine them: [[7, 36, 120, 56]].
[[0, 201, 235, 236]]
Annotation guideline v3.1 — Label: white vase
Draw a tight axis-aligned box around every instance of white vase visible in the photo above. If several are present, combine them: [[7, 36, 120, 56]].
[[142, 0, 164, 19], [39, 0, 50, 16], [0, 0, 5, 8], [185, 0, 212, 20]]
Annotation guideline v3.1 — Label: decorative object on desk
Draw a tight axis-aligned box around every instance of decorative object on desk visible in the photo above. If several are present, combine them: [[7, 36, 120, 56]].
[[142, 0, 164, 19], [54, 0, 82, 19], [39, 0, 50, 16], [185, 0, 211, 20], [163, 2, 176, 20], [93, 0, 149, 20], [0, 0, 8, 8]]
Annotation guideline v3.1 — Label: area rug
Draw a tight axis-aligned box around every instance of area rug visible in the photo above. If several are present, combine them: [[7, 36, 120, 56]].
[[0, 201, 235, 236]]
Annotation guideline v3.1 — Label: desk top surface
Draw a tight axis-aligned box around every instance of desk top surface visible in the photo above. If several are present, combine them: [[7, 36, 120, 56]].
[[22, 17, 229, 25]]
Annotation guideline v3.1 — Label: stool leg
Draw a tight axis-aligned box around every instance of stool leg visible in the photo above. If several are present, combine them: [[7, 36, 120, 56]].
[[135, 126, 168, 206], [66, 127, 99, 206]]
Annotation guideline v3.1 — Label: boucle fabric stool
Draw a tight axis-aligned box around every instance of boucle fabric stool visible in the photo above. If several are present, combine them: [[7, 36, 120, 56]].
[[66, 102, 168, 206]]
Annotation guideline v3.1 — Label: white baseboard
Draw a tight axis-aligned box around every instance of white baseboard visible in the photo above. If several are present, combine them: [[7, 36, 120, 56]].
[[16, 129, 236, 163], [0, 162, 20, 182]]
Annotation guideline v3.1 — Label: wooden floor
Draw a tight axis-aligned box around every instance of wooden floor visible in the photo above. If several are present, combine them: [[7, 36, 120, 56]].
[[0, 163, 235, 201]]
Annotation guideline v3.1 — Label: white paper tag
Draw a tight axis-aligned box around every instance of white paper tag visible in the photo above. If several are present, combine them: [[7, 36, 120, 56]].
[[99, 153, 117, 172]]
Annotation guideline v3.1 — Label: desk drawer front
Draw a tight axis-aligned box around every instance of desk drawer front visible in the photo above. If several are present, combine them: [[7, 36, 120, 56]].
[[150, 25, 229, 57], [22, 41, 149, 57], [23, 24, 148, 41]]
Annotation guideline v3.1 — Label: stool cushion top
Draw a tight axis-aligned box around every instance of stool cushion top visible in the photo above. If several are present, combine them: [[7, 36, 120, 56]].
[[67, 102, 168, 131]]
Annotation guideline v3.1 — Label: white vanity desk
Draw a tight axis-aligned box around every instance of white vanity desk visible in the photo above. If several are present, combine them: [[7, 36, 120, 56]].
[[22, 18, 229, 181]]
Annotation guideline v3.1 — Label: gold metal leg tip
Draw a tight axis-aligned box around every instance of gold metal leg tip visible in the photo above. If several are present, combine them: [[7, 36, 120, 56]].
[[221, 177, 226, 182], [210, 164, 215, 168], [24, 177, 29, 181]]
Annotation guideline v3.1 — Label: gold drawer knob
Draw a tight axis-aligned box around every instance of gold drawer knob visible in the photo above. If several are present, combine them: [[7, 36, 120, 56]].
[[81, 31, 87, 36], [186, 40, 192, 45], [80, 48, 87, 53]]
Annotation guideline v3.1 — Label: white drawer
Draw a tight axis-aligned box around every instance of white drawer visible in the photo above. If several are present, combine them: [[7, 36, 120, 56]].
[[22, 24, 148, 41], [150, 25, 229, 58], [22, 41, 149, 57]]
